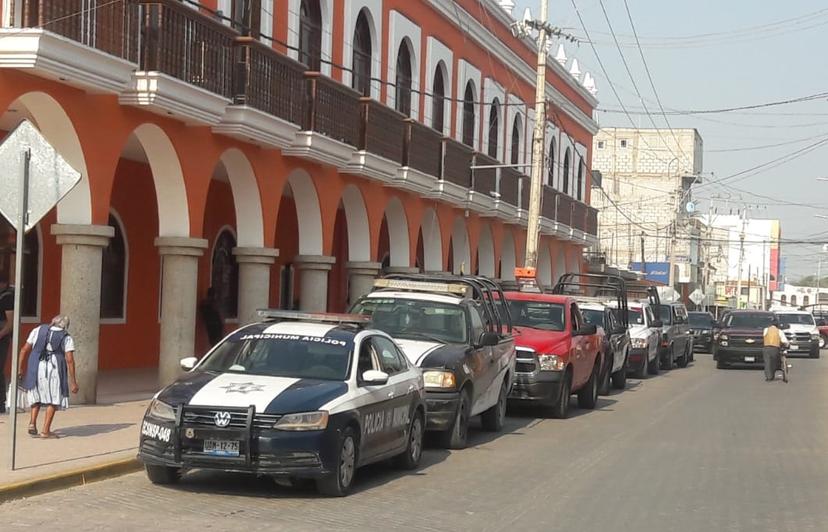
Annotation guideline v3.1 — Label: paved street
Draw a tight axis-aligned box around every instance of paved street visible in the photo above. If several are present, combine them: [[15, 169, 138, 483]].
[[3, 353, 827, 532]]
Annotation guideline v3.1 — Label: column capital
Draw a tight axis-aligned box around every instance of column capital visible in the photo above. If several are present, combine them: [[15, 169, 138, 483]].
[[385, 266, 420, 275], [155, 237, 208, 257], [294, 255, 336, 272], [233, 246, 279, 265], [346, 261, 382, 274], [51, 224, 114, 247]]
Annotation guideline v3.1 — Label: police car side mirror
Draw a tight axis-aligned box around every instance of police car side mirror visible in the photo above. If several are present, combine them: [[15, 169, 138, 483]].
[[479, 331, 500, 347], [180, 357, 198, 371], [362, 370, 389, 385]]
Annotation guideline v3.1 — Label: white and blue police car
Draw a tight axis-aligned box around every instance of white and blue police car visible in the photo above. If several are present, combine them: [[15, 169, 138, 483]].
[[138, 311, 425, 496]]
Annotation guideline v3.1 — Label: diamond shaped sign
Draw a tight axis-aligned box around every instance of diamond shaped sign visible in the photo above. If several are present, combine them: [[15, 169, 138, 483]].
[[689, 288, 704, 305], [0, 119, 81, 233]]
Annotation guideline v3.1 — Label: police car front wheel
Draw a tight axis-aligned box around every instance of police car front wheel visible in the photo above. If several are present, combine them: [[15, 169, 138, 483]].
[[316, 427, 358, 497], [145, 464, 181, 485]]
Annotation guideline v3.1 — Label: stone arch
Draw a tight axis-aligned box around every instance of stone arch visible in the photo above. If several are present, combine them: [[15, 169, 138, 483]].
[[382, 197, 410, 267], [478, 224, 496, 278], [8, 92, 91, 224], [128, 123, 190, 237], [340, 184, 371, 262], [538, 244, 552, 287], [218, 148, 264, 248], [451, 216, 471, 275], [420, 208, 442, 272], [284, 168, 324, 255], [501, 230, 517, 280]]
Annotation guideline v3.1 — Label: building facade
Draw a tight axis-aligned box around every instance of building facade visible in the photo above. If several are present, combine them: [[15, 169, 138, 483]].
[[591, 128, 703, 298], [0, 0, 598, 402]]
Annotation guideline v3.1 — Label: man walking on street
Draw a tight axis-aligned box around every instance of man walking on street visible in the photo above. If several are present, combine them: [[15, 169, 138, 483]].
[[763, 317, 789, 382], [0, 272, 14, 414]]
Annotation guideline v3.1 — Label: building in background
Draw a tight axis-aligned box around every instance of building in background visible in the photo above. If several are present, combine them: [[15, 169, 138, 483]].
[[591, 128, 704, 303], [700, 215, 781, 309]]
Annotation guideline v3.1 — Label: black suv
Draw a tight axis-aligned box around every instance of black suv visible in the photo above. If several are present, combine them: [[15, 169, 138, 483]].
[[714, 310, 774, 369], [688, 311, 715, 352]]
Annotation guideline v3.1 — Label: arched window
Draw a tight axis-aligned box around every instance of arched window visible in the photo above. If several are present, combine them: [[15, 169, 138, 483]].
[[462, 82, 475, 147], [791, 294, 797, 307], [577, 157, 585, 200], [510, 115, 522, 165], [299, 0, 322, 70], [351, 9, 372, 96], [100, 213, 127, 319], [781, 294, 787, 305], [395, 41, 413, 116], [548, 137, 556, 186], [487, 99, 500, 159], [562, 148, 571, 194], [212, 229, 239, 319], [432, 63, 446, 133], [804, 295, 810, 307], [0, 222, 40, 318]]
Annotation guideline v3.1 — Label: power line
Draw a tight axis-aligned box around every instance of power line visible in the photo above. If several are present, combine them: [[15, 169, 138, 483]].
[[598, 90, 828, 115]]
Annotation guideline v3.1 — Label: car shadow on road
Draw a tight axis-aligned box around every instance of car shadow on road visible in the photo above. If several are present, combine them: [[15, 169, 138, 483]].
[[505, 395, 619, 421], [56, 423, 135, 438]]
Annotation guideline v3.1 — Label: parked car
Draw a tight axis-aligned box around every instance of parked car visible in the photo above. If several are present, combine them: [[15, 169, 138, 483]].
[[688, 311, 716, 353], [817, 319, 828, 349], [505, 291, 602, 419], [775, 310, 820, 358], [654, 302, 693, 369], [138, 311, 426, 497], [626, 302, 662, 378], [714, 310, 775, 369], [580, 301, 631, 394], [352, 275, 515, 449]]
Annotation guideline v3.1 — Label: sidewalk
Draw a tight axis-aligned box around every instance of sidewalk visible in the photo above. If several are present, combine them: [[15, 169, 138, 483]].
[[0, 368, 159, 501]]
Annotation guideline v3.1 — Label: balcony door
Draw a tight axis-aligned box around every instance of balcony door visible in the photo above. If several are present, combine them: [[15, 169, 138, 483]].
[[299, 0, 323, 70]]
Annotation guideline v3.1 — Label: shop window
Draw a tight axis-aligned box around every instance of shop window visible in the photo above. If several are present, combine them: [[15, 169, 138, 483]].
[[0, 221, 39, 318], [462, 82, 476, 147], [100, 213, 127, 320], [298, 0, 322, 70], [395, 40, 413, 116], [351, 9, 372, 96], [212, 229, 239, 319]]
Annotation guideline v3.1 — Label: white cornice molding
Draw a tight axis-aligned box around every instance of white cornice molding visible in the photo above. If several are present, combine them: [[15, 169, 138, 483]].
[[427, 0, 598, 135]]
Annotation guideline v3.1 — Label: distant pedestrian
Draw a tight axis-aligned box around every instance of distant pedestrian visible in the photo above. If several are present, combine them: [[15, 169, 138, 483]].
[[0, 272, 14, 414], [199, 287, 224, 347], [17, 315, 78, 438], [763, 317, 789, 382]]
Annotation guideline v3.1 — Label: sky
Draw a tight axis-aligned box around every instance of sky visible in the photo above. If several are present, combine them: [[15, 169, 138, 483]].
[[512, 0, 828, 281]]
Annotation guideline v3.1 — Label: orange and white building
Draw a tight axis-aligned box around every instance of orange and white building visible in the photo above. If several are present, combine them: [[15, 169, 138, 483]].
[[0, 0, 599, 402]]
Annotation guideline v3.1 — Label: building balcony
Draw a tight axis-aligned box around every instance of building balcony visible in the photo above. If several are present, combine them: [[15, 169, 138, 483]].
[[430, 138, 473, 204], [395, 120, 441, 194], [342, 98, 406, 182], [497, 166, 522, 221], [466, 152, 496, 215]]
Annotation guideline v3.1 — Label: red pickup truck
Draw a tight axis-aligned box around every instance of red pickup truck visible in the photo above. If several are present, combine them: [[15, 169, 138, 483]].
[[504, 291, 604, 419]]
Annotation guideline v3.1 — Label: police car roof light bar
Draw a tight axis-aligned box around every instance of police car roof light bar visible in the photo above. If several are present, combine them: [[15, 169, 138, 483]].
[[256, 309, 371, 325], [372, 278, 470, 296]]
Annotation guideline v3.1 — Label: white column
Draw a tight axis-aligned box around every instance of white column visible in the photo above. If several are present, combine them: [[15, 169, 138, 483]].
[[346, 261, 382, 305], [294, 255, 335, 312], [233, 247, 279, 324], [155, 237, 207, 387], [51, 224, 114, 405]]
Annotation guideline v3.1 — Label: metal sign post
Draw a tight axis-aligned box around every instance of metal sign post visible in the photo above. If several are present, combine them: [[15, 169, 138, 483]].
[[0, 119, 82, 471], [8, 149, 30, 470]]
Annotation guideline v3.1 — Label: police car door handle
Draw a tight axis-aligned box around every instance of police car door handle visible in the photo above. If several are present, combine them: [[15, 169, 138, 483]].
[[407, 385, 416, 392], [387, 391, 396, 398]]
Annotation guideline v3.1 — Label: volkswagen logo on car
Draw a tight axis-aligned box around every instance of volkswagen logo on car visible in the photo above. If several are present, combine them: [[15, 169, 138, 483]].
[[214, 411, 231, 428]]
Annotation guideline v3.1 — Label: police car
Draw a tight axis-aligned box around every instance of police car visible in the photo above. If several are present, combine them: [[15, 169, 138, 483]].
[[138, 311, 426, 497]]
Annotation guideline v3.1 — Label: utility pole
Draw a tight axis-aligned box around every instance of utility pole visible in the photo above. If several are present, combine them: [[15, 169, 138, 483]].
[[512, 2, 577, 271], [667, 157, 680, 294], [735, 209, 747, 309], [640, 231, 646, 274]]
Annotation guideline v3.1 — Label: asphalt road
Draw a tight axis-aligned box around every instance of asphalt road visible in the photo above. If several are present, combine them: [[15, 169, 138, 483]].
[[3, 353, 828, 532]]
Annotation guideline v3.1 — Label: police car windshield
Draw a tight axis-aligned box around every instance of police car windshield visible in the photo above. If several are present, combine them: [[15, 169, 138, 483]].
[[507, 301, 565, 331], [777, 313, 815, 326], [200, 333, 352, 381], [353, 298, 468, 344], [628, 309, 645, 326], [581, 309, 605, 328]]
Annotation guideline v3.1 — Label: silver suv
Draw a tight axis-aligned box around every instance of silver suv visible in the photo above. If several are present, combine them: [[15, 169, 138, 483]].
[[654, 302, 693, 369]]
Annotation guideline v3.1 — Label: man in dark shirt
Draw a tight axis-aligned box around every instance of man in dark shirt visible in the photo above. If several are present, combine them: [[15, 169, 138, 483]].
[[0, 272, 14, 414]]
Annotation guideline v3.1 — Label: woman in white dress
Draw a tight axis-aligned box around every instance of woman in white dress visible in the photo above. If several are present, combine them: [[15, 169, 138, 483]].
[[17, 315, 79, 438]]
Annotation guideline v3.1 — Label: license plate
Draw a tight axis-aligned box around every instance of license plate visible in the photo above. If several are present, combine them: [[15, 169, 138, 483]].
[[204, 440, 240, 457], [789, 345, 799, 351], [744, 356, 755, 362]]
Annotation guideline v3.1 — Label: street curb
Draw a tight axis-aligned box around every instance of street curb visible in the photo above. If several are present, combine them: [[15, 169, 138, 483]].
[[0, 457, 141, 504]]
